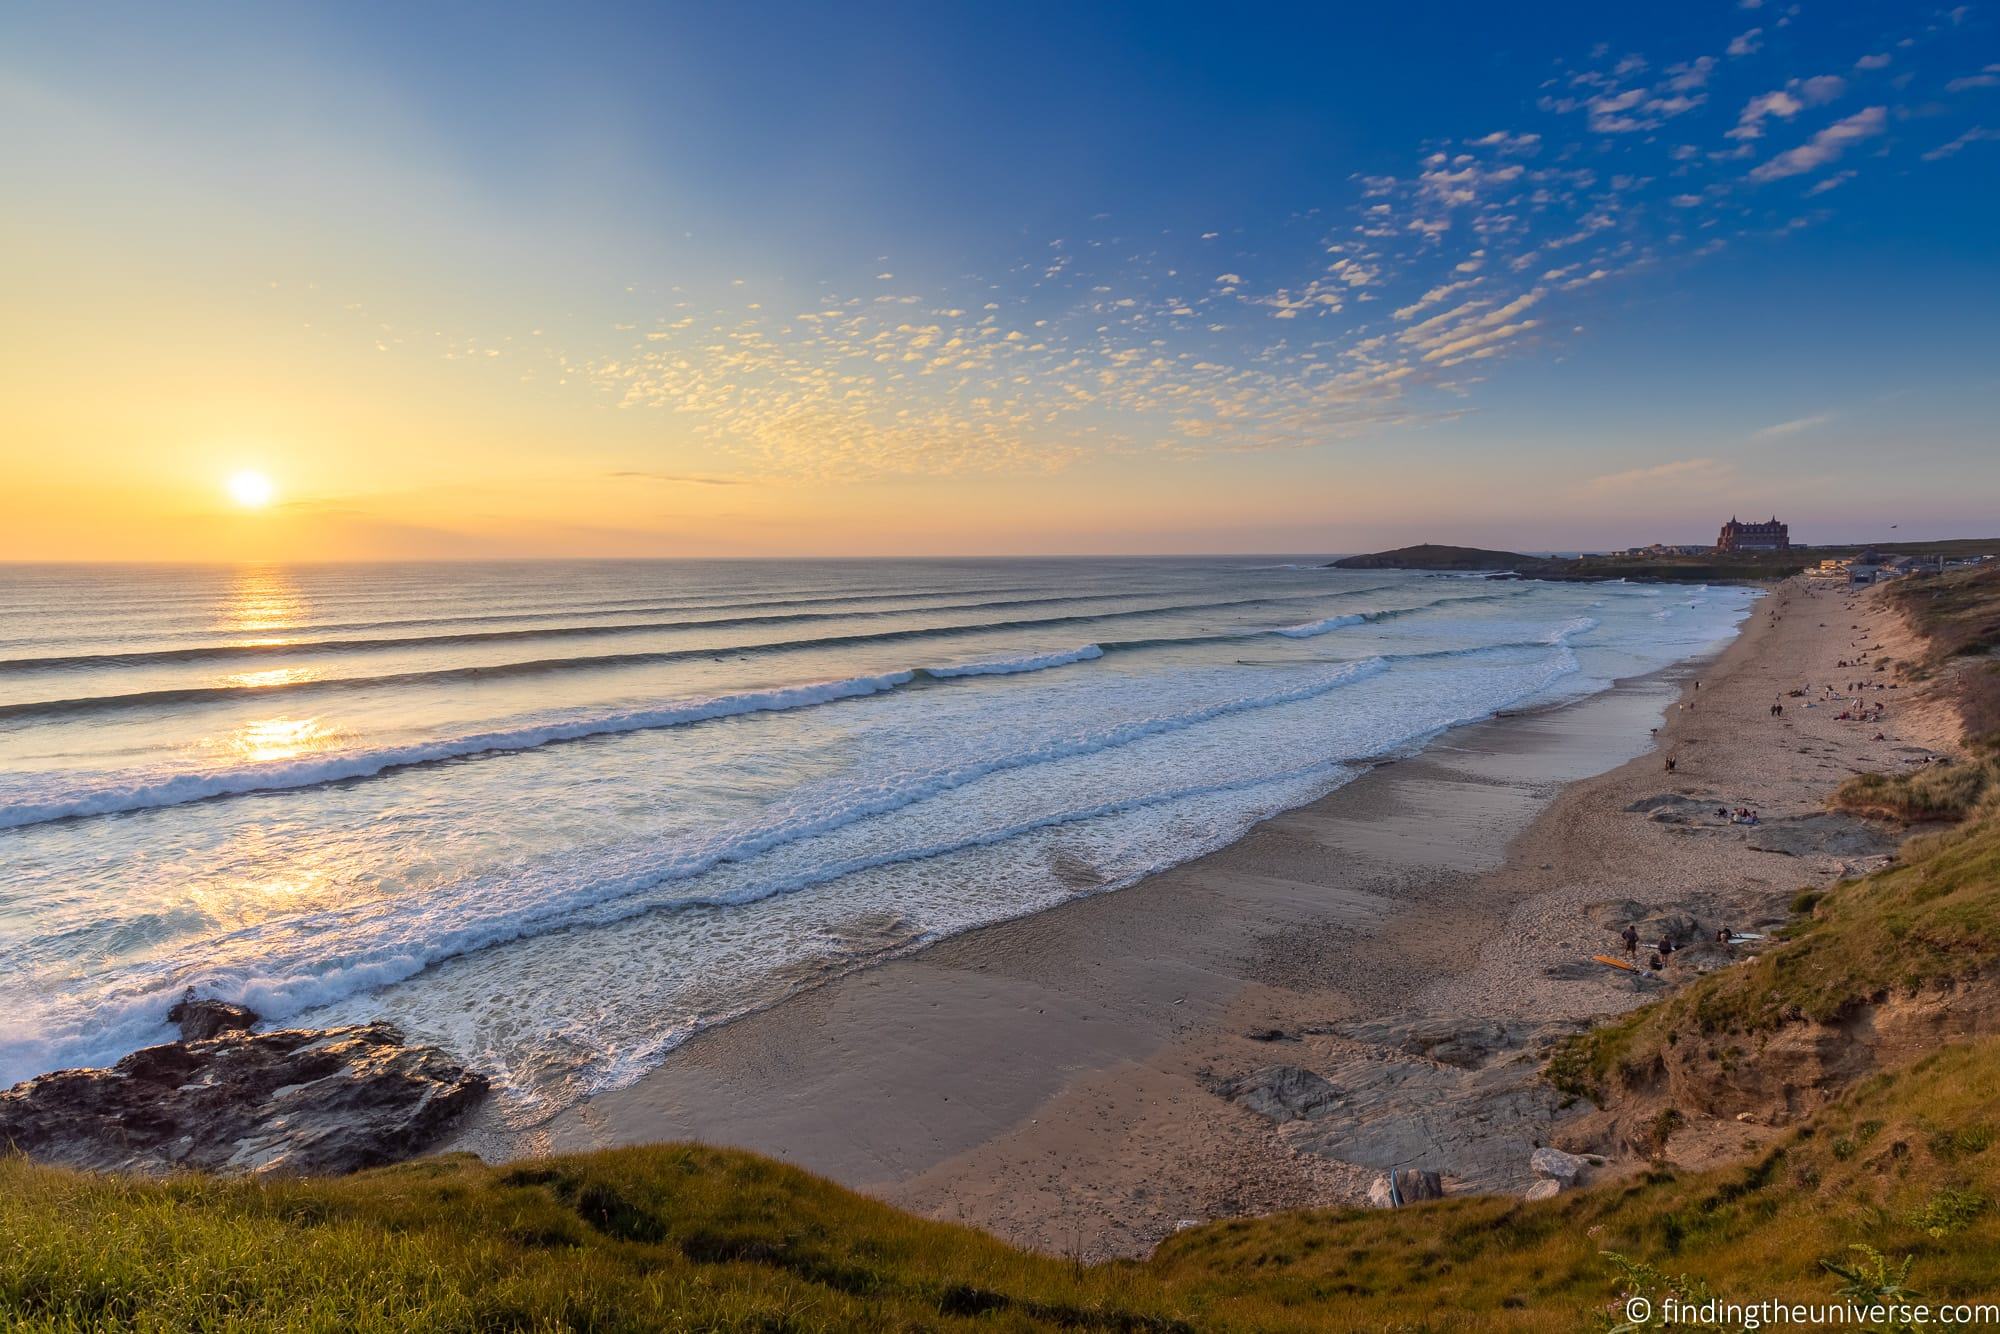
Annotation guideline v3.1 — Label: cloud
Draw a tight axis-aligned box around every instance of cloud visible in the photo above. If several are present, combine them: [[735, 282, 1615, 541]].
[[1752, 413, 1834, 438], [1728, 27, 1764, 56], [1728, 89, 1804, 139], [1946, 64, 2000, 92], [1855, 53, 1892, 71], [1728, 77, 1845, 141], [607, 471, 749, 486], [1581, 457, 1736, 495], [1465, 130, 1542, 153], [1747, 106, 1887, 181], [1923, 126, 2000, 160]]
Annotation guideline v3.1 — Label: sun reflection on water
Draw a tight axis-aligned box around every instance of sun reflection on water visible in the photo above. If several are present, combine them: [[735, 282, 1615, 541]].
[[223, 666, 322, 690], [218, 566, 307, 645], [224, 717, 339, 763]]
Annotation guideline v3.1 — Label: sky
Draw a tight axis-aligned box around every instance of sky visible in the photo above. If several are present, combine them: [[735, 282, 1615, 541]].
[[1, 1, 1996, 560]]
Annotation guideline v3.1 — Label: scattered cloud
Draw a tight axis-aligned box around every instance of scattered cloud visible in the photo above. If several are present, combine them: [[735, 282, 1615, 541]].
[[1924, 126, 1999, 159], [1946, 64, 2000, 92], [1747, 106, 1887, 181], [1581, 457, 1737, 495], [1752, 412, 1835, 438], [1728, 28, 1764, 56], [606, 471, 749, 486]]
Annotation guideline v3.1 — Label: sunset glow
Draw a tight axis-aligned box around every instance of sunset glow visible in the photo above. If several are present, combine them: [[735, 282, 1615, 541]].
[[226, 471, 276, 509], [1, 5, 1995, 560]]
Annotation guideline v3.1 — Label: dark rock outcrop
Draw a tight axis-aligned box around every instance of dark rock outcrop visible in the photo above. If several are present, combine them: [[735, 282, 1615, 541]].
[[167, 994, 259, 1042], [0, 1021, 487, 1176]]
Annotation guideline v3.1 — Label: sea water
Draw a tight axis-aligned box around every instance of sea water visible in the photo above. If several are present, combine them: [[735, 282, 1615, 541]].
[[0, 559, 1751, 1120]]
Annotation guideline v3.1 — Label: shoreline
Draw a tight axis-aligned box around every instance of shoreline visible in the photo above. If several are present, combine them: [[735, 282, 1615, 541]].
[[463, 578, 1952, 1258]]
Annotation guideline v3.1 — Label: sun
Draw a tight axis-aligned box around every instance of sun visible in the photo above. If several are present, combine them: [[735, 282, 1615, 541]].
[[226, 470, 276, 509]]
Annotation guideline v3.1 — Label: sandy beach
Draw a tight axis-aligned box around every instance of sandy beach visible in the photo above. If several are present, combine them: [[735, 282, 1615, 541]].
[[493, 577, 1956, 1259]]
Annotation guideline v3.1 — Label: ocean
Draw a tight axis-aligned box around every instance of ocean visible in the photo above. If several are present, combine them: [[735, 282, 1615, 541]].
[[0, 559, 1752, 1120]]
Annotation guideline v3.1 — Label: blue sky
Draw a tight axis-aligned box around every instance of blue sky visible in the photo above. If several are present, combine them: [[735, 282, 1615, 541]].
[[1, 1, 1996, 557]]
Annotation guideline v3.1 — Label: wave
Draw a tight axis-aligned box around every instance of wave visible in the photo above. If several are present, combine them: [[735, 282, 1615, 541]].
[[0, 591, 1229, 673], [922, 645, 1105, 677], [0, 598, 1595, 830], [1543, 615, 1601, 644], [0, 585, 1057, 657], [0, 659, 1399, 1078], [1273, 613, 1365, 638], [0, 645, 1131, 830], [0, 597, 1291, 720]]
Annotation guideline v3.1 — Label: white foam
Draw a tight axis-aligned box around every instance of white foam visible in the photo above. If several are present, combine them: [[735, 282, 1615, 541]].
[[1272, 613, 1366, 638], [921, 644, 1104, 677]]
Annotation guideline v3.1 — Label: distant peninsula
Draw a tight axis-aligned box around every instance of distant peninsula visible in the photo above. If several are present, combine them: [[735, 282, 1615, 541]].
[[1330, 537, 2000, 584], [1329, 544, 1533, 572]]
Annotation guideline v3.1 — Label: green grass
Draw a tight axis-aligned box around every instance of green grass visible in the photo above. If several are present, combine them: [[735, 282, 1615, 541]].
[[7, 1036, 2000, 1331], [1835, 758, 1999, 823], [0, 1145, 1198, 1332]]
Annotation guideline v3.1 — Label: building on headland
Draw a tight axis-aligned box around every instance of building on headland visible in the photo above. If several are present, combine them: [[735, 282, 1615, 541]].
[[1715, 516, 1790, 552]]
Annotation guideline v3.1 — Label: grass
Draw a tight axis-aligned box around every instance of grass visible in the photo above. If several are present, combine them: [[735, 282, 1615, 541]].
[[7, 1035, 2000, 1331], [1835, 757, 1999, 822], [0, 1145, 1198, 1332]]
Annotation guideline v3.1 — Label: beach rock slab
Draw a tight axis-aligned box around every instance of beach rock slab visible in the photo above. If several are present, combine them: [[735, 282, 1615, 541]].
[[1746, 813, 1897, 859], [0, 1021, 487, 1176], [1336, 1016, 1583, 1069], [1213, 1065, 1341, 1123]]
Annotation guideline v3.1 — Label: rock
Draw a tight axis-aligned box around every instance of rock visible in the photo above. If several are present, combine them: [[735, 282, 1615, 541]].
[[1524, 1177, 1564, 1201], [0, 1021, 487, 1176], [1243, 1027, 1293, 1043], [1623, 794, 1715, 823], [1366, 1170, 1445, 1208], [1530, 1146, 1589, 1185], [1336, 1016, 1583, 1069], [1395, 1168, 1445, 1202], [167, 993, 260, 1042], [1634, 912, 1701, 944], [1360, 1168, 1440, 1208], [1212, 1065, 1341, 1122], [1587, 899, 1652, 930], [1746, 813, 1897, 859]]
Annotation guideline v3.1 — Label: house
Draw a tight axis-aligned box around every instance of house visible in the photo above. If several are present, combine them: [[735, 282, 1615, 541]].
[[1716, 516, 1790, 552]]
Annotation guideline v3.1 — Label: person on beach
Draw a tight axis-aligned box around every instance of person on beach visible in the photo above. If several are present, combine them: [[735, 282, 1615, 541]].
[[1622, 924, 1640, 957]]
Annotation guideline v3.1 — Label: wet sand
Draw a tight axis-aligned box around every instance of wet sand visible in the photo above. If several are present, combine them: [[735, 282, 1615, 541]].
[[509, 578, 1952, 1259]]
